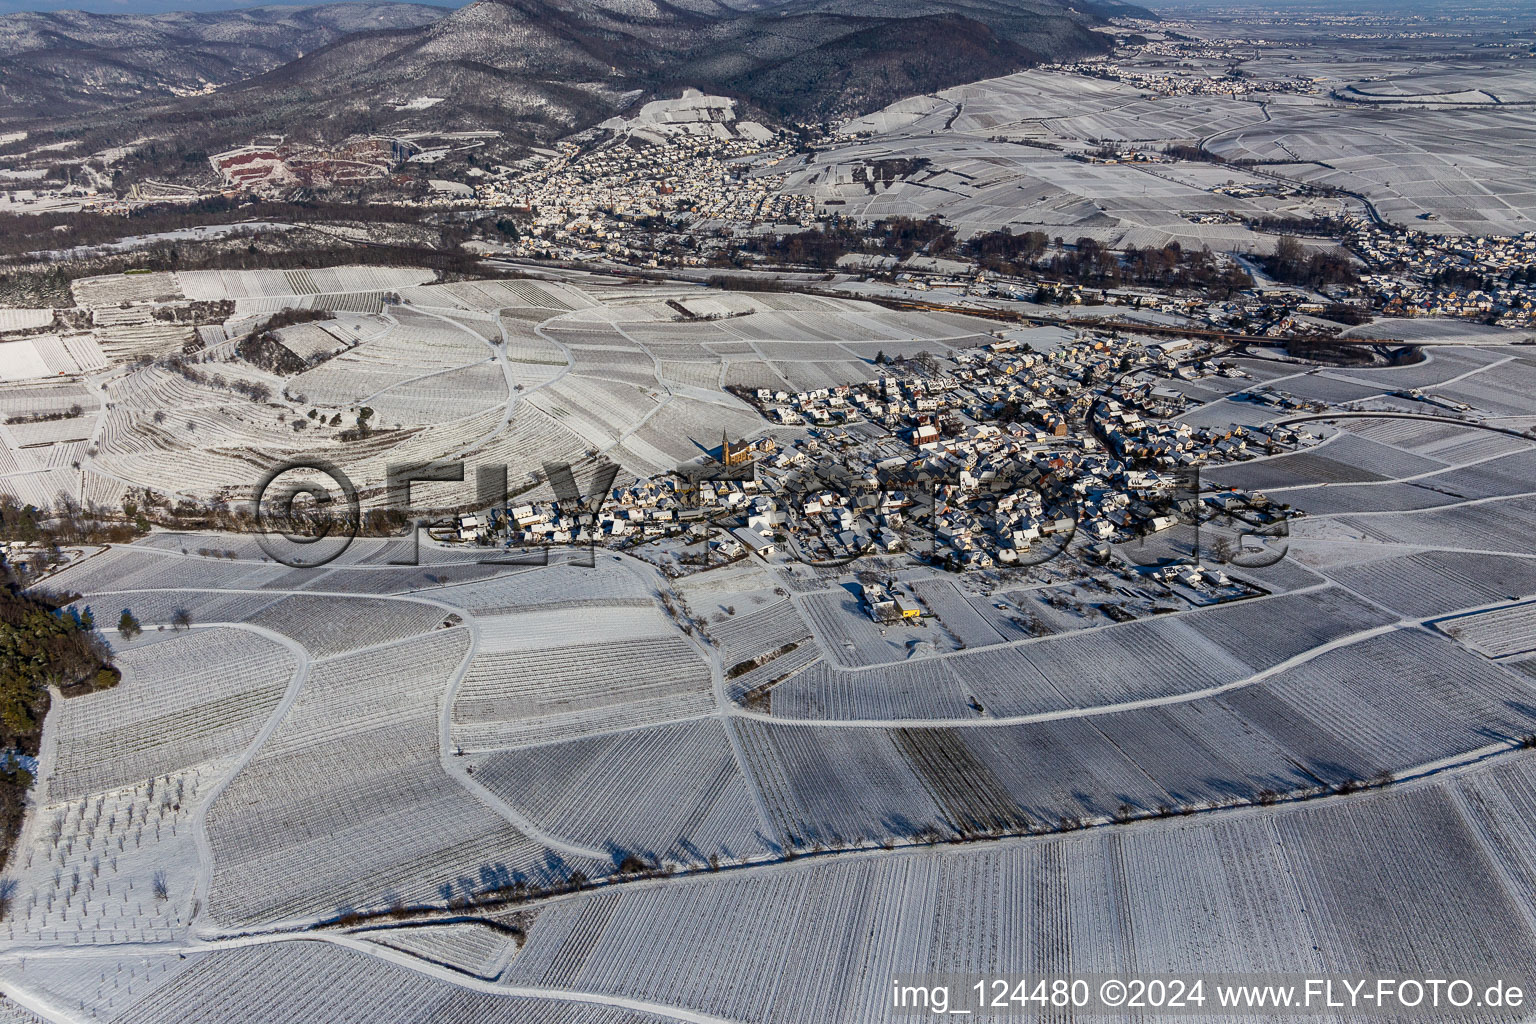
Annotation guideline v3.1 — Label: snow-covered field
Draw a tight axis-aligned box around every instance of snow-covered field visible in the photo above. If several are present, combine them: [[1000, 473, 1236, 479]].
[[794, 68, 1332, 250], [5, 375, 1536, 1015], [3, 263, 1536, 1019], [0, 265, 1000, 510], [816, 58, 1536, 241]]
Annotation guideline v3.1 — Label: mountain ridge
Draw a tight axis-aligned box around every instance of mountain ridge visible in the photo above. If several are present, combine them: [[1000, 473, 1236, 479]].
[[0, 0, 1153, 189], [0, 2, 450, 115], [222, 0, 1146, 132]]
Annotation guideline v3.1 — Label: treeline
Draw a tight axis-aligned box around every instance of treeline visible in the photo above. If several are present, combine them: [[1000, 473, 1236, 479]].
[[1, 495, 148, 554], [967, 228, 1050, 274], [1430, 265, 1536, 291], [0, 561, 121, 868], [1, 489, 416, 577], [151, 300, 235, 324], [1158, 144, 1282, 168], [743, 227, 854, 269], [1430, 267, 1490, 291], [161, 354, 273, 402], [233, 334, 306, 376], [865, 217, 956, 259], [235, 308, 336, 375], [0, 197, 430, 259], [0, 234, 488, 307], [968, 231, 1254, 297], [1163, 144, 1225, 164], [1314, 303, 1372, 326], [856, 158, 932, 188], [6, 404, 83, 426], [128, 497, 413, 538], [742, 221, 1256, 298], [1244, 214, 1354, 238], [1262, 235, 1358, 288], [740, 216, 957, 269], [252, 307, 335, 335], [704, 275, 795, 293], [6, 491, 138, 543], [0, 584, 119, 732]]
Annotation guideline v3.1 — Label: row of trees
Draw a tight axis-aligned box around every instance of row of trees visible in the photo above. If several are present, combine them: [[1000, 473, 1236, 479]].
[[161, 354, 272, 403], [741, 215, 958, 270], [1, 496, 148, 553], [967, 231, 1256, 299], [740, 217, 1367, 303], [6, 487, 414, 540]]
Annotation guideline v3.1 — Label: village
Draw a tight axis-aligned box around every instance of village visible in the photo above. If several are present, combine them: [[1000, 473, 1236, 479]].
[[1351, 225, 1536, 325], [451, 329, 1308, 589], [473, 130, 815, 264], [451, 119, 1536, 332]]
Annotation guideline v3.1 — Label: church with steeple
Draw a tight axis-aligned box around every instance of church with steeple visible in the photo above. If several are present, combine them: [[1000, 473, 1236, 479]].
[[718, 430, 774, 469]]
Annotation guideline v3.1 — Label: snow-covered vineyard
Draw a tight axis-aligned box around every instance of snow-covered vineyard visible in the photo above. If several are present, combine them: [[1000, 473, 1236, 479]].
[[4, 340, 1536, 1018], [4, 254, 1536, 1019], [0, 266, 993, 511]]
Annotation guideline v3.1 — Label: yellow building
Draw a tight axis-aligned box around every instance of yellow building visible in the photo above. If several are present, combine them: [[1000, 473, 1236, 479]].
[[719, 433, 776, 467]]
